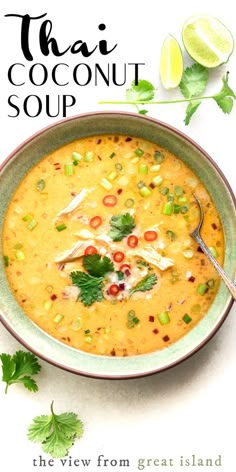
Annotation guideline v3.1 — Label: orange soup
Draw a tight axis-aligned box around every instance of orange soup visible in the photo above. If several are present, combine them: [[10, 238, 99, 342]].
[[2, 135, 224, 356]]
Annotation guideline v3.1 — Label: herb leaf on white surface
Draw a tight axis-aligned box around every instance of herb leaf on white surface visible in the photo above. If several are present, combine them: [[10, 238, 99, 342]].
[[28, 401, 84, 458], [126, 80, 155, 102], [0, 350, 41, 393], [213, 71, 236, 113], [179, 63, 208, 98], [184, 100, 201, 126]]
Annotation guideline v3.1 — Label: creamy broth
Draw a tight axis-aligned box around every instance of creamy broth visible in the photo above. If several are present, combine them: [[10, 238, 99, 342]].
[[2, 135, 224, 356]]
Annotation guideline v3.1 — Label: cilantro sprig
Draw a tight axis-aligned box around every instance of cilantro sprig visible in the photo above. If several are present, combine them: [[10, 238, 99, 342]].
[[28, 401, 83, 458], [0, 350, 41, 393], [70, 254, 114, 306], [108, 212, 136, 241], [129, 273, 157, 297], [99, 66, 236, 125], [71, 251, 158, 306]]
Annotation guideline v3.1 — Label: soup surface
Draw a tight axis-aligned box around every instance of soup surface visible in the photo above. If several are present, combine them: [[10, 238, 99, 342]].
[[2, 135, 224, 356]]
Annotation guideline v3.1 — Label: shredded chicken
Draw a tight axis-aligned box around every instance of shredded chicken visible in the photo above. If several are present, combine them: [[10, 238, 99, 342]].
[[74, 229, 95, 239], [55, 189, 88, 219], [130, 246, 174, 271], [95, 234, 112, 244], [54, 240, 94, 263]]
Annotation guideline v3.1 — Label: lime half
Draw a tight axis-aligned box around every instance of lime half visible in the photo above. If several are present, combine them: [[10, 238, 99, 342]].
[[182, 15, 234, 68], [160, 34, 183, 89]]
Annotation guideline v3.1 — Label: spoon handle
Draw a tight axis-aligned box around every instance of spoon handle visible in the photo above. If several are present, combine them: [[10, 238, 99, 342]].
[[192, 231, 236, 300]]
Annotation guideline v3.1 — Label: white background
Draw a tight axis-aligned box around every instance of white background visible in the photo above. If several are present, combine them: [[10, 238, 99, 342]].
[[0, 1, 236, 471]]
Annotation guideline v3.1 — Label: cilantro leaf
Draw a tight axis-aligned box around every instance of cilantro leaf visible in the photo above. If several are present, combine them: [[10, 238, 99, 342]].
[[70, 271, 104, 306], [12, 350, 41, 376], [126, 80, 155, 102], [139, 109, 149, 115], [18, 376, 39, 392], [179, 63, 208, 99], [28, 401, 84, 458], [129, 273, 157, 297], [213, 72, 236, 113], [0, 353, 15, 381], [116, 270, 125, 280], [214, 96, 234, 114], [184, 100, 201, 125], [83, 254, 114, 277], [108, 213, 136, 241], [0, 351, 41, 393]]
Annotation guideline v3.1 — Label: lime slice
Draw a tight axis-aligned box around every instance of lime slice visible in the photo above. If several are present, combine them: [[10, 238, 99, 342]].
[[160, 34, 183, 89], [182, 15, 234, 68]]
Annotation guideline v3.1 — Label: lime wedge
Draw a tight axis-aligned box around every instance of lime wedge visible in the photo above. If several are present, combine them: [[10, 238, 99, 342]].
[[182, 15, 234, 68], [160, 34, 183, 89]]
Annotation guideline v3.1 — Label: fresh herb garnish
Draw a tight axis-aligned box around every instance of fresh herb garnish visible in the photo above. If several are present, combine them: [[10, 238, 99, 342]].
[[136, 259, 153, 271], [3, 255, 9, 267], [127, 310, 140, 328], [108, 213, 136, 241], [166, 230, 177, 241], [70, 271, 104, 306], [116, 270, 125, 280], [129, 273, 157, 297], [99, 69, 236, 125], [56, 224, 67, 232], [83, 254, 114, 277], [71, 255, 115, 306], [28, 401, 83, 458], [0, 351, 41, 394], [36, 179, 46, 191]]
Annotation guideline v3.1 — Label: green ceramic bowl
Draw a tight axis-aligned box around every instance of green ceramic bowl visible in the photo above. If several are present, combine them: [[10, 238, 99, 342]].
[[0, 112, 235, 378]]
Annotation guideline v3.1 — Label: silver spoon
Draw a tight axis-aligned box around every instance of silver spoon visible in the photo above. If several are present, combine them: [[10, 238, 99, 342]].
[[190, 195, 236, 300]]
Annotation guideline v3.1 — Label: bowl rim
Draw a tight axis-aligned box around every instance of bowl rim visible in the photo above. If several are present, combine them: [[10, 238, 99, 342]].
[[0, 110, 235, 379], [0, 302, 234, 379], [1, 110, 236, 200]]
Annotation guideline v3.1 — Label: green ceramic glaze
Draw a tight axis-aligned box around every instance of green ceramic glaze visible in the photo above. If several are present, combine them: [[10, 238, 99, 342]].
[[0, 112, 235, 378]]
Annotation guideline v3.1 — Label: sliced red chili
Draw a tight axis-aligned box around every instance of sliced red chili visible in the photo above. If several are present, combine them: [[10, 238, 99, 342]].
[[127, 235, 138, 248], [109, 284, 120, 296], [144, 230, 158, 241], [90, 216, 102, 229], [84, 245, 98, 256], [102, 195, 118, 207], [113, 251, 125, 263], [119, 263, 131, 272]]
